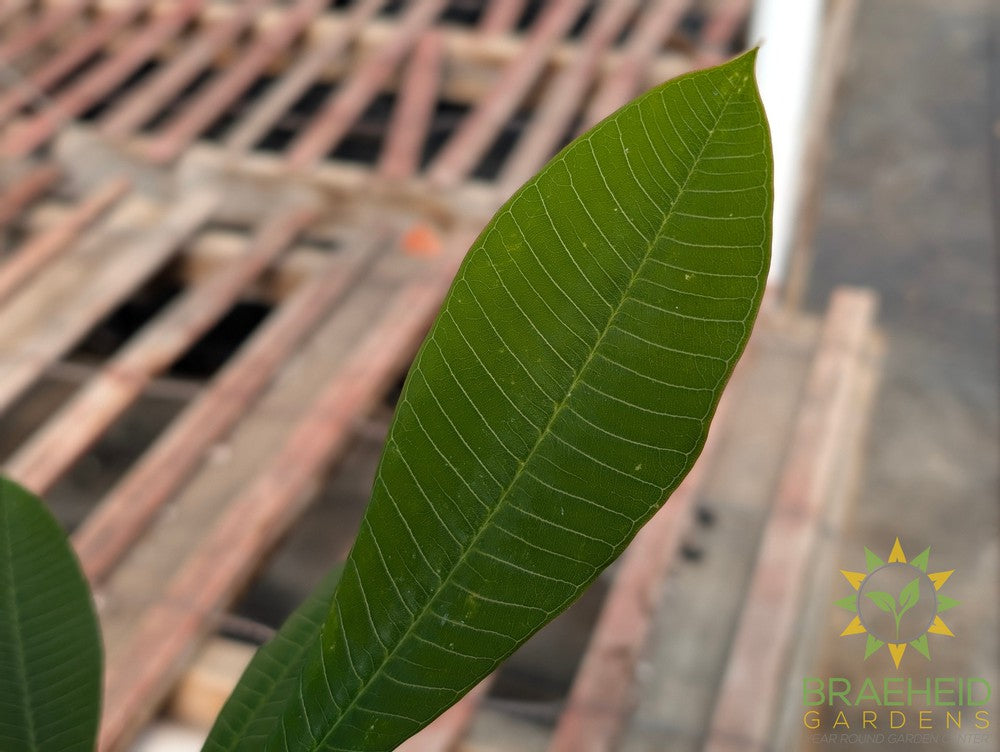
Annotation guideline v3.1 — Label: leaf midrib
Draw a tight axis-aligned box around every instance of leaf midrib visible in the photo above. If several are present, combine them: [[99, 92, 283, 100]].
[[310, 67, 749, 751], [0, 491, 40, 750]]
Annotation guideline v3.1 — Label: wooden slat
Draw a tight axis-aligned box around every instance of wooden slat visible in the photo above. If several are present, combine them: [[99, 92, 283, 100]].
[[97, 226, 477, 752], [0, 0, 86, 64], [35, 0, 693, 107], [377, 31, 445, 181], [0, 0, 206, 157], [0, 0, 155, 124], [100, 0, 271, 138], [223, 0, 386, 152], [0, 177, 130, 303], [426, 0, 587, 188], [699, 0, 753, 60], [703, 288, 878, 752], [547, 331, 749, 752], [72, 232, 385, 584], [4, 206, 315, 495], [178, 229, 331, 302], [0, 163, 60, 227], [0, 0, 30, 28], [168, 637, 257, 729], [582, 0, 692, 127], [498, 0, 640, 194], [477, 0, 527, 35], [145, 0, 328, 163], [286, 0, 447, 168], [0, 191, 216, 417]]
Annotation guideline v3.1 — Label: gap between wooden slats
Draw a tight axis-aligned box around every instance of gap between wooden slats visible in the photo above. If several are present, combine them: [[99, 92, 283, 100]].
[[3, 206, 316, 496], [0, 191, 216, 416], [71, 231, 388, 585]]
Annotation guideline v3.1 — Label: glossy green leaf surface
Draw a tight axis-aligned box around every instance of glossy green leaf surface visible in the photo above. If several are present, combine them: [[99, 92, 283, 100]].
[[203, 566, 344, 752], [271, 50, 772, 752], [0, 477, 102, 752]]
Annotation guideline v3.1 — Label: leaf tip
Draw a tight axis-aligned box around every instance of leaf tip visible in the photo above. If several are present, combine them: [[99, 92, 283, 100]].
[[728, 47, 760, 79]]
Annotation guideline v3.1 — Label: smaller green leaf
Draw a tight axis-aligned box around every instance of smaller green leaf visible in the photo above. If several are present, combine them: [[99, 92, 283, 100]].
[[834, 595, 858, 612], [936, 595, 960, 613], [202, 565, 344, 752], [864, 634, 885, 659], [865, 591, 897, 613], [0, 476, 102, 752], [909, 634, 931, 660], [897, 576, 920, 616]]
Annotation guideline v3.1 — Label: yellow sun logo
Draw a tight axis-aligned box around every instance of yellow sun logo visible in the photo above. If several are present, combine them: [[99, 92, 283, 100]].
[[836, 537, 959, 669]]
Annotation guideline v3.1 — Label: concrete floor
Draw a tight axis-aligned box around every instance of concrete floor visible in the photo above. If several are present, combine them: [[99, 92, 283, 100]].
[[802, 0, 998, 749]]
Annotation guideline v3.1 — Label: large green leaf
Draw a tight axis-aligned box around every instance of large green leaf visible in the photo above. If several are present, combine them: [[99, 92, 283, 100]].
[[0, 477, 102, 752], [203, 565, 344, 752], [271, 50, 771, 751]]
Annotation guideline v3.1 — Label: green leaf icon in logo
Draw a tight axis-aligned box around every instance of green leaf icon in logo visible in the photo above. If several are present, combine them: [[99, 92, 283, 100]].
[[865, 577, 921, 641], [865, 591, 897, 613], [898, 576, 920, 615]]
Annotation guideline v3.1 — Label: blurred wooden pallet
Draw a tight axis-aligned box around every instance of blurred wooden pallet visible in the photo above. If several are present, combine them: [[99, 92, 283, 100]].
[[0, 1, 866, 751]]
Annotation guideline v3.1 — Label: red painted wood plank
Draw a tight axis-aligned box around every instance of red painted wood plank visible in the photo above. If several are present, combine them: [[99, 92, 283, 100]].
[[71, 231, 385, 585], [0, 191, 216, 417], [287, 0, 446, 168], [478, 0, 527, 35], [100, 0, 271, 138], [0, 0, 30, 29], [0, 0, 87, 64], [0, 163, 60, 227], [0, 1, 154, 124], [4, 206, 315, 496], [223, 0, 387, 153], [0, 176, 130, 303], [498, 0, 640, 195], [425, 0, 587, 188], [0, 0, 206, 157], [582, 0, 692, 128], [145, 0, 328, 163], [377, 30, 445, 181]]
